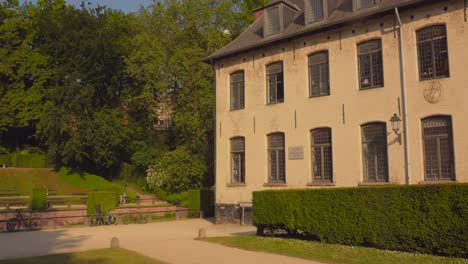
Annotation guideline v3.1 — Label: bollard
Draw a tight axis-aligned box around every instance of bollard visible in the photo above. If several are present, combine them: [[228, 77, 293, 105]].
[[198, 228, 206, 238], [110, 237, 120, 249]]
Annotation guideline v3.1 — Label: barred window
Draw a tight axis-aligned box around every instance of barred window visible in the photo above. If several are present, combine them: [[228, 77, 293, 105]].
[[309, 51, 330, 97], [362, 123, 388, 182], [358, 0, 378, 9], [358, 39, 384, 89], [231, 137, 245, 184], [267, 62, 284, 104], [230, 71, 245, 110], [417, 25, 449, 80], [311, 128, 333, 182], [268, 133, 285, 183], [305, 0, 324, 23], [265, 6, 281, 36], [422, 116, 455, 181]]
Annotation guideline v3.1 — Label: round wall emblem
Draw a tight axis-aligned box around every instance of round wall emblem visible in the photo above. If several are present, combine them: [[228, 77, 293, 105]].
[[424, 82, 443, 104]]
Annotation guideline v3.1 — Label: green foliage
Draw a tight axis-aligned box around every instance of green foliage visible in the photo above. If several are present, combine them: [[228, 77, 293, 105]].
[[125, 191, 139, 202], [146, 147, 206, 193], [31, 188, 48, 210], [152, 211, 176, 222], [200, 188, 215, 217], [13, 154, 47, 168], [253, 184, 468, 258], [87, 191, 118, 216], [152, 187, 169, 201], [0, 154, 11, 166], [57, 167, 116, 191], [166, 189, 200, 218]]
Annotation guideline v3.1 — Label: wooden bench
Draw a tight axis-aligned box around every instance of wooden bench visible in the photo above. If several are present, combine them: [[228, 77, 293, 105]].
[[47, 196, 87, 208], [0, 197, 29, 209]]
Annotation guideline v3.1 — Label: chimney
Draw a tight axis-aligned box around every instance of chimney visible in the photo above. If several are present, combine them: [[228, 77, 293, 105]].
[[253, 7, 264, 21]]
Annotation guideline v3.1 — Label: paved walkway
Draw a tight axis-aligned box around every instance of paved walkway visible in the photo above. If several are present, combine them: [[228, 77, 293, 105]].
[[0, 219, 321, 264]]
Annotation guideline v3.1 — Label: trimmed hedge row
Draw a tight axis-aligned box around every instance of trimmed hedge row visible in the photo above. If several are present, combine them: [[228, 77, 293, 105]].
[[253, 184, 468, 257], [0, 154, 49, 168], [31, 188, 48, 210], [166, 189, 201, 217]]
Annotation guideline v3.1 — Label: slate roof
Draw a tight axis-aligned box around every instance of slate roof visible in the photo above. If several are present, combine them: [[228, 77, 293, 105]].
[[205, 0, 431, 62]]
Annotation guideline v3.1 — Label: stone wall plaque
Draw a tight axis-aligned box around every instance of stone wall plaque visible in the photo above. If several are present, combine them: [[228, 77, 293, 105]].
[[288, 146, 304, 160], [424, 81, 443, 104]]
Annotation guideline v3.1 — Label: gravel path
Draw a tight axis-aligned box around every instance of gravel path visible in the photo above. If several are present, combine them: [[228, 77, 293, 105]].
[[0, 219, 321, 264]]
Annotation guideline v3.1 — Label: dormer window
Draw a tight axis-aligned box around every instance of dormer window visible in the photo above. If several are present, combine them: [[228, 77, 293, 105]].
[[354, 0, 380, 11], [305, 0, 328, 24], [265, 6, 281, 36]]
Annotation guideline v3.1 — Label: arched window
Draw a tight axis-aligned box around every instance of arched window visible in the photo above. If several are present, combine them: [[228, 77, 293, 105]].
[[230, 71, 245, 110], [311, 128, 333, 182], [361, 122, 388, 182], [358, 39, 384, 89], [230, 137, 245, 184], [422, 116, 455, 181], [417, 25, 449, 80], [266, 62, 284, 104], [309, 51, 330, 97], [267, 133, 285, 183]]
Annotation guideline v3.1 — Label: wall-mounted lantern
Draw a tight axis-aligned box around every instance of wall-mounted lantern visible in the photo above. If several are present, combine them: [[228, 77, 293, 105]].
[[390, 113, 402, 135]]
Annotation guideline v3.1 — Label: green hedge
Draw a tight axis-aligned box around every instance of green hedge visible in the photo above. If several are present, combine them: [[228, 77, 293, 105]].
[[167, 189, 200, 217], [15, 154, 48, 168], [253, 184, 468, 258], [31, 188, 48, 210], [87, 191, 119, 216], [0, 154, 11, 166]]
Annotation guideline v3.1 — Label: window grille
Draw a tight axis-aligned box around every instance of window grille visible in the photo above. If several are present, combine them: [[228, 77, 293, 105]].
[[230, 71, 245, 110], [417, 25, 449, 80], [306, 0, 324, 23], [422, 117, 455, 181], [359, 0, 378, 9], [268, 133, 285, 183], [361, 123, 388, 182], [311, 128, 332, 182], [231, 137, 245, 184], [265, 7, 280, 36], [266, 62, 284, 104], [358, 40, 383, 89], [309, 51, 330, 97]]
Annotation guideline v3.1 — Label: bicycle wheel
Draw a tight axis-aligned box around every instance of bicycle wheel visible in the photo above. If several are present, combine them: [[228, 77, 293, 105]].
[[27, 217, 40, 230], [122, 213, 131, 225], [6, 218, 20, 232], [88, 215, 98, 226], [107, 214, 118, 225]]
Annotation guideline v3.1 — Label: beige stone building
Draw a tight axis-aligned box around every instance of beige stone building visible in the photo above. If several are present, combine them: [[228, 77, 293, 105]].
[[206, 0, 468, 224]]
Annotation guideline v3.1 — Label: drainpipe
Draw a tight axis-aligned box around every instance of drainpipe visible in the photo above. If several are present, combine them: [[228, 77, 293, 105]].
[[395, 8, 411, 185]]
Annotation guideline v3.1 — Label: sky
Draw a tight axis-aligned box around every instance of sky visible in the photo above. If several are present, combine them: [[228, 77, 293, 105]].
[[20, 0, 155, 13]]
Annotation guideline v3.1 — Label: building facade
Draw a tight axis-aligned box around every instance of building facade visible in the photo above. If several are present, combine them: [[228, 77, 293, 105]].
[[206, 0, 468, 224]]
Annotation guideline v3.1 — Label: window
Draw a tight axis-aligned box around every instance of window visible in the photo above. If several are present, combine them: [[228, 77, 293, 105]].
[[362, 123, 388, 182], [231, 137, 245, 184], [358, 40, 384, 89], [268, 133, 285, 183], [355, 0, 379, 10], [305, 0, 325, 24], [417, 25, 450, 80], [266, 62, 284, 104], [265, 6, 281, 36], [309, 51, 330, 97], [311, 128, 333, 182], [422, 116, 455, 181], [230, 71, 245, 110]]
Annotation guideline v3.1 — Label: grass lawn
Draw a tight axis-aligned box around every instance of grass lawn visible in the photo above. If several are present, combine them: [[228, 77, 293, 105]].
[[201, 236, 467, 264], [0, 248, 165, 264]]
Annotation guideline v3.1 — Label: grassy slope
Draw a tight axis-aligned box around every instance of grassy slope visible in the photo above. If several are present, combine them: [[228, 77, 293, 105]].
[[202, 236, 468, 264], [0, 167, 115, 195], [0, 248, 164, 264]]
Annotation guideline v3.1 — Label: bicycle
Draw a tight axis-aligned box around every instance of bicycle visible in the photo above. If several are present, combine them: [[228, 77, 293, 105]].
[[5, 209, 40, 232], [88, 204, 118, 226], [122, 210, 148, 225]]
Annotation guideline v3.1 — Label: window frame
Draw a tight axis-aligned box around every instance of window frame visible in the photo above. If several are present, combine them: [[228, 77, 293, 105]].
[[305, 0, 328, 24], [361, 122, 389, 182], [357, 39, 384, 90], [264, 6, 282, 37], [266, 61, 285, 105], [230, 137, 246, 184], [421, 116, 455, 181], [230, 70, 245, 111], [267, 132, 286, 183], [308, 51, 330, 97], [310, 128, 333, 182], [416, 25, 450, 81]]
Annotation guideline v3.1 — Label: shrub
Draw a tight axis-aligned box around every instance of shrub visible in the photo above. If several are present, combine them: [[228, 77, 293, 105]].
[[0, 154, 11, 166], [13, 154, 47, 168], [167, 189, 200, 218], [126, 191, 139, 202], [31, 188, 48, 210], [153, 187, 169, 201], [87, 191, 119, 216], [253, 184, 468, 258]]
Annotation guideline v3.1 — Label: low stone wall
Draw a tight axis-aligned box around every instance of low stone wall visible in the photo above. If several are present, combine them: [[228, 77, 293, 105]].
[[0, 206, 189, 231]]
